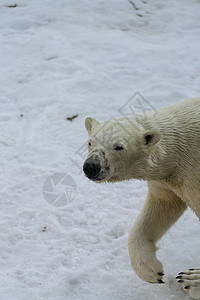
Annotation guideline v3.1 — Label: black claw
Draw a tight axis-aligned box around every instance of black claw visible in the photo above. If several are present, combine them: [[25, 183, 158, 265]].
[[157, 272, 164, 276], [176, 275, 182, 279], [157, 279, 165, 283], [177, 280, 184, 283], [178, 272, 185, 275], [189, 269, 194, 271], [184, 286, 190, 290]]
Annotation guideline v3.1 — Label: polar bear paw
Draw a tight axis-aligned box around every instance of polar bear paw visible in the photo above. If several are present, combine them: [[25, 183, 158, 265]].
[[176, 269, 200, 299], [132, 255, 164, 284], [129, 242, 164, 283]]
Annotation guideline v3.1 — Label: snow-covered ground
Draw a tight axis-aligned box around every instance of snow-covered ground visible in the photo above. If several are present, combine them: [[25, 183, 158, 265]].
[[0, 0, 200, 299]]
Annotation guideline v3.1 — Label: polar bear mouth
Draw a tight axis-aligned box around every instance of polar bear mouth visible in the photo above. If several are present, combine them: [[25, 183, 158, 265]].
[[89, 173, 110, 182], [83, 151, 110, 182], [83, 166, 110, 182]]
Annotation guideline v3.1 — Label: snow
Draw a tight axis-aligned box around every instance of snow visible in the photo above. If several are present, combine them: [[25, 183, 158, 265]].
[[0, 0, 200, 299]]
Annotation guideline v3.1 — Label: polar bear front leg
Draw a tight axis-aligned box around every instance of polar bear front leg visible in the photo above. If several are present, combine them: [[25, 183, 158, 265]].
[[128, 183, 187, 283], [176, 269, 200, 299]]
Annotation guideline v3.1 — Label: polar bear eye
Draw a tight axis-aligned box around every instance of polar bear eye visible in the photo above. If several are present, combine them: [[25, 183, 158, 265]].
[[114, 146, 124, 151], [88, 142, 91, 146]]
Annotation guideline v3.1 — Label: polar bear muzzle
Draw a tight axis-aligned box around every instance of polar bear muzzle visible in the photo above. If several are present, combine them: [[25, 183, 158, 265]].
[[83, 150, 110, 182], [83, 157, 101, 180]]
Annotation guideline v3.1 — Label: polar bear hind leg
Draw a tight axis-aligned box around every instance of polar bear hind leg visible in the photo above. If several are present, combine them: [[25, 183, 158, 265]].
[[176, 269, 200, 299]]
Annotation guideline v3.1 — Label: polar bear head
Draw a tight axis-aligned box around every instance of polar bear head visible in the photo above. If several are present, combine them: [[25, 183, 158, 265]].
[[83, 116, 161, 182]]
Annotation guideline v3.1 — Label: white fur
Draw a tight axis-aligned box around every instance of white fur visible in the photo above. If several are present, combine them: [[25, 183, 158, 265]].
[[84, 97, 200, 299]]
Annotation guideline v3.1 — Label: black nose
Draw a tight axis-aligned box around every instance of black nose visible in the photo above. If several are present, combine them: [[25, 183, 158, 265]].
[[83, 160, 101, 178]]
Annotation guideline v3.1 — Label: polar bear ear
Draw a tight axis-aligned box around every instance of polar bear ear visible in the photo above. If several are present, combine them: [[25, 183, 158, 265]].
[[85, 117, 100, 135], [143, 130, 161, 146]]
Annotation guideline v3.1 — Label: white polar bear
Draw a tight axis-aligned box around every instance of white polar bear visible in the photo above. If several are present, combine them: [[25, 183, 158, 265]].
[[83, 97, 200, 299]]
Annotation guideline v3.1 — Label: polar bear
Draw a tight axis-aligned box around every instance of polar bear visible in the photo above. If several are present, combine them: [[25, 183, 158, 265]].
[[83, 97, 200, 299]]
